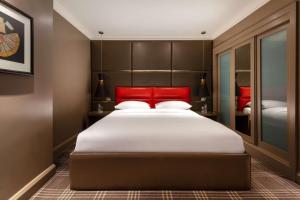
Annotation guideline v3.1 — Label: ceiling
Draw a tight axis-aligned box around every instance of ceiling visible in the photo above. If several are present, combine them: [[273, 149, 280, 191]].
[[54, 0, 269, 40]]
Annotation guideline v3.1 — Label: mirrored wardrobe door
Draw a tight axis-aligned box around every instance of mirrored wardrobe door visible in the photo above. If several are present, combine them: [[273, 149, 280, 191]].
[[257, 25, 289, 158], [234, 40, 255, 143], [218, 52, 231, 127]]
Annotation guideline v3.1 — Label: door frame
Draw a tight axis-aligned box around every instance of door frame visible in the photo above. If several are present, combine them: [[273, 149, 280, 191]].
[[217, 50, 234, 129], [232, 38, 256, 144], [256, 22, 296, 168]]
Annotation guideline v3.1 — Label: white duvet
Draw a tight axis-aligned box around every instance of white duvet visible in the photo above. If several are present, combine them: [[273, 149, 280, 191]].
[[74, 109, 245, 153]]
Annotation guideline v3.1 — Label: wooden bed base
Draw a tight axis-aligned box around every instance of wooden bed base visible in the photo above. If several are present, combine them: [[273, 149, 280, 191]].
[[70, 152, 251, 190]]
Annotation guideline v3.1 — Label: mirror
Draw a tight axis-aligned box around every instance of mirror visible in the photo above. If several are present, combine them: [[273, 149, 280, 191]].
[[219, 52, 231, 127], [260, 29, 288, 151], [235, 43, 251, 136]]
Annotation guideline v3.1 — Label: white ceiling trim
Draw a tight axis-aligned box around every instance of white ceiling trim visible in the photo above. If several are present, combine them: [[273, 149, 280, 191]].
[[53, 0, 93, 38], [212, 0, 270, 38], [91, 35, 211, 41]]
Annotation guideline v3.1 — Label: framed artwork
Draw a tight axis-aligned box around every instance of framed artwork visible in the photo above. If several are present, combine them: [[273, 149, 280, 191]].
[[0, 1, 33, 75]]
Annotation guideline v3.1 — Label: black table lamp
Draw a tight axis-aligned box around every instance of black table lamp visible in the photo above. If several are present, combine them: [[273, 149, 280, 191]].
[[94, 73, 107, 113], [199, 73, 210, 114], [95, 73, 106, 100], [94, 31, 111, 112]]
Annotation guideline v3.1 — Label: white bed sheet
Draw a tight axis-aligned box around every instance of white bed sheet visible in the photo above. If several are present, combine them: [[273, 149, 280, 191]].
[[74, 109, 245, 153], [262, 107, 287, 122]]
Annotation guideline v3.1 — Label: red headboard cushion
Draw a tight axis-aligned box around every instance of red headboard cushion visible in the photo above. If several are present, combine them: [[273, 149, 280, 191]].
[[115, 87, 153, 105], [239, 87, 250, 97], [152, 87, 191, 106], [115, 87, 191, 108], [237, 86, 251, 111]]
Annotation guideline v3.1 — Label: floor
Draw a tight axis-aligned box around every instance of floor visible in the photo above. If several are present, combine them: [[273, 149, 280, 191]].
[[30, 152, 300, 200]]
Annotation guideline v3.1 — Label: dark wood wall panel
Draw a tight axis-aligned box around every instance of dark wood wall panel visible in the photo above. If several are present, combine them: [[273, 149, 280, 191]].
[[236, 72, 250, 87], [236, 44, 251, 70], [132, 41, 171, 70], [92, 41, 131, 71], [173, 41, 203, 70], [92, 72, 131, 99], [172, 71, 212, 98], [172, 71, 213, 111], [91, 40, 213, 111], [132, 72, 171, 86], [172, 71, 202, 98]]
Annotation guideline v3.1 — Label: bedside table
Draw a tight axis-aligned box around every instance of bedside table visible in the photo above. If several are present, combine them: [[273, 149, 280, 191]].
[[87, 111, 112, 126], [195, 111, 218, 121]]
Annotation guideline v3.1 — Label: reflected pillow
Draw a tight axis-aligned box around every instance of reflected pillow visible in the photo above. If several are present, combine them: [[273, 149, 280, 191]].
[[243, 107, 251, 115], [115, 101, 151, 110], [262, 100, 287, 109], [155, 101, 192, 110]]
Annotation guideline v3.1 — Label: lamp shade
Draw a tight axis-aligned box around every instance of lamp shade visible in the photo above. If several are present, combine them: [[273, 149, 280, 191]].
[[95, 73, 106, 99], [199, 73, 210, 97]]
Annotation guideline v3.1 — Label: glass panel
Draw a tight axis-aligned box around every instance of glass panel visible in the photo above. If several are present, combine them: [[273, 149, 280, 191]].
[[235, 44, 251, 136], [261, 30, 288, 151], [219, 52, 231, 126]]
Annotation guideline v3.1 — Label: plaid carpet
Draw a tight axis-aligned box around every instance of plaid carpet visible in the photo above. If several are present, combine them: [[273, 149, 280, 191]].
[[30, 152, 300, 199]]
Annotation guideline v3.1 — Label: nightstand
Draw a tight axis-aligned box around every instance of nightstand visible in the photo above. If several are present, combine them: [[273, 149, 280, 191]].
[[195, 111, 218, 121], [87, 111, 112, 126]]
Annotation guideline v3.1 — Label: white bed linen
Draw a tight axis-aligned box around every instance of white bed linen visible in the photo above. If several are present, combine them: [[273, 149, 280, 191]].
[[74, 109, 245, 153], [243, 107, 251, 114], [262, 107, 287, 122]]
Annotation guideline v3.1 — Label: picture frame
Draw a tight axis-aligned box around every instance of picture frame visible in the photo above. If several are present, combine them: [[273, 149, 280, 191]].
[[0, 1, 33, 75]]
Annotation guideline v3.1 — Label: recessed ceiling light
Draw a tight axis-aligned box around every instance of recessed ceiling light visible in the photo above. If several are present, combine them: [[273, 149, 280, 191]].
[[98, 31, 104, 35], [201, 31, 206, 35]]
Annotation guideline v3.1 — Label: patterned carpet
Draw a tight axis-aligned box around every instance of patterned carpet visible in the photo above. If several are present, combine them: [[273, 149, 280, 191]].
[[30, 152, 300, 200]]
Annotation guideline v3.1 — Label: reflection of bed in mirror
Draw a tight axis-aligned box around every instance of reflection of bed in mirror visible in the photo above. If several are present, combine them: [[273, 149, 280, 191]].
[[261, 100, 288, 151], [234, 42, 251, 137], [237, 98, 287, 149], [243, 107, 251, 114], [236, 86, 251, 135]]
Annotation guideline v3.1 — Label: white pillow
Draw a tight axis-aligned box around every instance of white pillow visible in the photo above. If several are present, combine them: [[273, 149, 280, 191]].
[[155, 101, 192, 110], [115, 101, 150, 110], [262, 100, 287, 109]]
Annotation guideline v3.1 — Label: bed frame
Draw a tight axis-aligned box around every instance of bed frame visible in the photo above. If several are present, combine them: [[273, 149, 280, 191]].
[[70, 87, 251, 190]]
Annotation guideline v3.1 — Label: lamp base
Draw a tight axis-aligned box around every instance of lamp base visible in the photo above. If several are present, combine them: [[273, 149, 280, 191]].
[[200, 97, 207, 114], [97, 103, 103, 113]]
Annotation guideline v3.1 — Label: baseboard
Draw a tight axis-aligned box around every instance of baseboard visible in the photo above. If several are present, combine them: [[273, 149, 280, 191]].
[[244, 142, 293, 179], [53, 134, 77, 162], [9, 164, 56, 200]]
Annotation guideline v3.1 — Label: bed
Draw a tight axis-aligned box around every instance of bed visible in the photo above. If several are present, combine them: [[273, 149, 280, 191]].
[[70, 87, 250, 190]]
